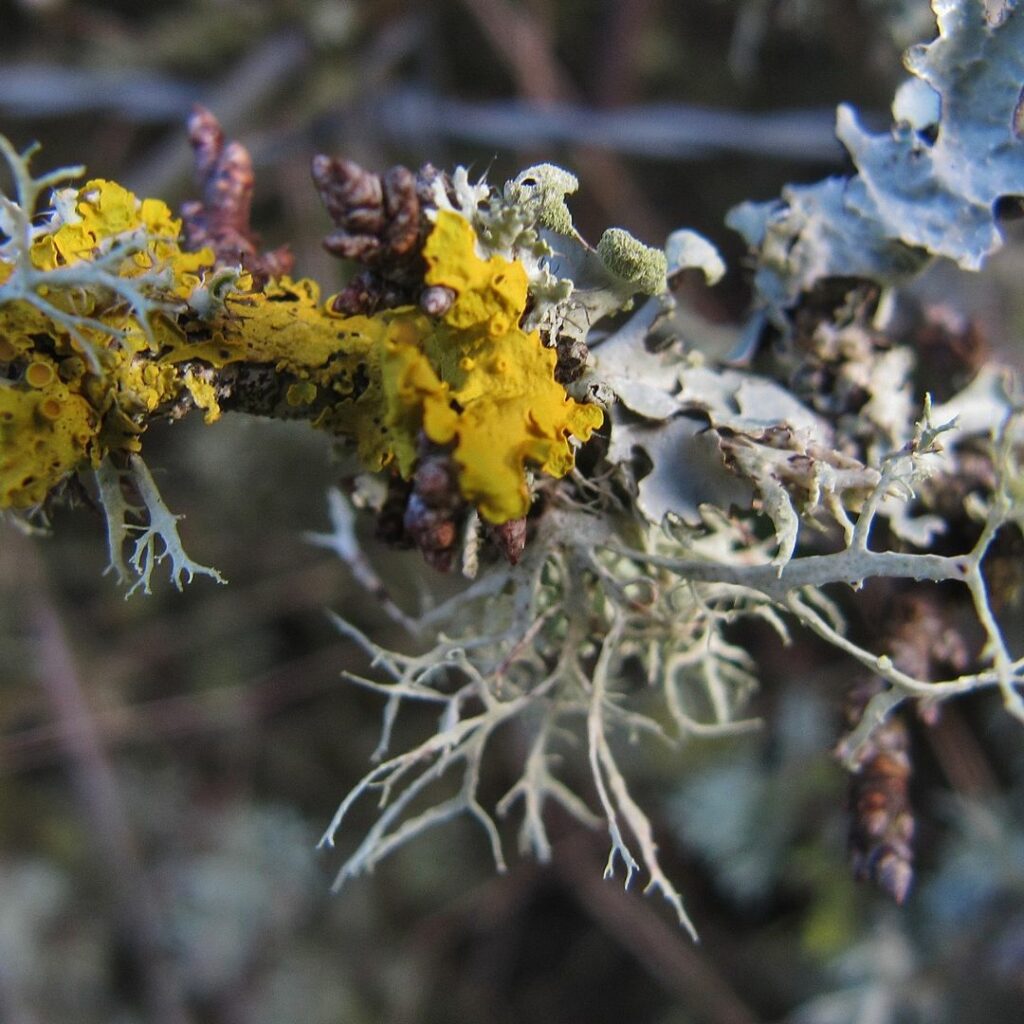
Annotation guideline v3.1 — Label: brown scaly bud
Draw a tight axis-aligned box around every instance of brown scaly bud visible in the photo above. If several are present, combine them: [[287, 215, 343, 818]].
[[373, 444, 465, 571], [180, 106, 293, 286], [312, 156, 420, 264], [330, 270, 381, 316], [312, 156, 384, 240], [843, 678, 915, 905], [403, 495, 460, 572], [911, 304, 988, 403], [487, 517, 527, 565], [839, 590, 973, 904], [376, 437, 531, 571], [381, 166, 420, 258], [886, 590, 971, 685], [330, 270, 405, 316], [188, 105, 224, 183], [412, 456, 457, 506], [403, 446, 465, 573], [313, 156, 449, 314]]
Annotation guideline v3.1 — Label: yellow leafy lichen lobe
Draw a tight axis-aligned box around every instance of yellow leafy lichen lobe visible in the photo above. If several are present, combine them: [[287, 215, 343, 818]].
[[183, 370, 221, 423], [0, 176, 229, 510], [26, 180, 182, 273], [286, 380, 318, 407], [176, 277, 384, 373], [76, 179, 180, 243], [424, 210, 528, 336], [378, 317, 452, 476], [387, 210, 603, 522]]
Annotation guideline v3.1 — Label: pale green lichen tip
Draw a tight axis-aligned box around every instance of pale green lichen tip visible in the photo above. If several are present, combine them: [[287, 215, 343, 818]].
[[504, 164, 579, 236], [596, 227, 668, 295]]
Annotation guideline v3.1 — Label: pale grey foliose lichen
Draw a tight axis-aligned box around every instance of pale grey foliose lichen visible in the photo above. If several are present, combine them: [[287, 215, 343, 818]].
[[728, 0, 1024, 322]]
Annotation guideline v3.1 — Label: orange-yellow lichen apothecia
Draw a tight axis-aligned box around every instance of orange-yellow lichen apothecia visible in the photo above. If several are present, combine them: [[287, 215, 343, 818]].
[[0, 378, 98, 507], [1, 176, 602, 522]]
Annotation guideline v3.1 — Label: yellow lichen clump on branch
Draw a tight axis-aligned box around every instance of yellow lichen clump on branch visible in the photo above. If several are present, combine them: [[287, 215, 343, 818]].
[[385, 209, 603, 522], [0, 172, 602, 523], [0, 179, 213, 506]]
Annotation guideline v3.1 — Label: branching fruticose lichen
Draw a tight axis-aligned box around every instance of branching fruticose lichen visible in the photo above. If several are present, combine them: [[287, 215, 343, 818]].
[[4, 0, 1024, 936]]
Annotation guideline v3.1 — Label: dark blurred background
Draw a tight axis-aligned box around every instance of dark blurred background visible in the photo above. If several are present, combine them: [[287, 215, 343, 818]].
[[2, 2, 1023, 1022]]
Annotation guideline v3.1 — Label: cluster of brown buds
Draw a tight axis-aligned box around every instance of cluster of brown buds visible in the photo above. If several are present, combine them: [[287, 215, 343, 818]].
[[180, 106, 293, 285], [374, 439, 528, 571], [908, 302, 987, 403], [400, 442, 465, 573], [311, 154, 447, 315], [840, 590, 973, 904], [843, 678, 915, 905], [553, 332, 590, 385]]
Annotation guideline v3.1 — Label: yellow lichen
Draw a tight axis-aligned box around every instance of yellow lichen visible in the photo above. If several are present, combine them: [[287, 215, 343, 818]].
[[25, 361, 56, 388], [187, 213, 603, 520], [0, 376, 100, 508], [183, 371, 221, 423], [170, 277, 373, 370], [423, 210, 529, 337], [406, 209, 603, 521], [1, 176, 602, 523], [28, 180, 184, 273], [0, 178, 225, 507], [286, 380, 318, 407], [0, 298, 69, 364]]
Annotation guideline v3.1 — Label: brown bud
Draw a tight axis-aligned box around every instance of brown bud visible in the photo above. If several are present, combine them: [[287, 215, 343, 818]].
[[312, 155, 421, 267], [188, 105, 224, 184], [912, 304, 988, 402], [842, 678, 914, 904], [488, 518, 527, 565], [413, 457, 457, 507], [382, 166, 420, 257], [554, 335, 590, 384], [311, 156, 452, 314], [887, 591, 970, 684], [403, 495, 459, 573], [323, 229, 384, 262], [181, 105, 294, 286], [311, 155, 384, 230], [331, 272, 385, 316], [373, 440, 466, 572]]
